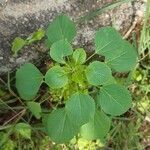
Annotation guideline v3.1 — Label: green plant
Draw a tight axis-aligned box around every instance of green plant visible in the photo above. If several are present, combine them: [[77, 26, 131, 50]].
[[107, 118, 144, 150], [11, 0, 134, 57], [14, 14, 137, 144], [12, 28, 45, 57], [0, 127, 53, 150]]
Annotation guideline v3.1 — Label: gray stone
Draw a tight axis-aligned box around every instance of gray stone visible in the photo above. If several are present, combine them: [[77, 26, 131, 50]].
[[0, 0, 145, 74]]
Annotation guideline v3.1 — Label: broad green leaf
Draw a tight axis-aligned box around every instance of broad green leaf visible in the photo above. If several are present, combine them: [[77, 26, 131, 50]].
[[15, 123, 31, 139], [97, 84, 132, 116], [46, 108, 79, 143], [46, 14, 76, 45], [95, 27, 137, 72], [81, 110, 111, 140], [86, 61, 112, 86], [26, 28, 45, 44], [106, 41, 137, 72], [50, 40, 73, 63], [45, 66, 68, 89], [73, 48, 86, 64], [12, 37, 26, 56], [27, 101, 42, 119], [65, 93, 95, 126], [95, 27, 123, 55], [16, 63, 43, 100]]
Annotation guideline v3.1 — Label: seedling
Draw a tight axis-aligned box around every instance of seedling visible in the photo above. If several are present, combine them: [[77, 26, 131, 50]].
[[12, 28, 45, 57], [14, 14, 137, 143]]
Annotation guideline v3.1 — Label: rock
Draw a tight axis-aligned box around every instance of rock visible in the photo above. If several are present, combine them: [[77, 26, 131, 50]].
[[0, 0, 145, 74]]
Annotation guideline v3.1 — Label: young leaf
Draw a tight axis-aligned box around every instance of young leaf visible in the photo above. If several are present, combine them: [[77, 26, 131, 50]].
[[106, 41, 137, 72], [27, 101, 42, 119], [72, 65, 86, 85], [26, 28, 45, 44], [12, 37, 26, 56], [45, 66, 68, 89], [65, 92, 95, 126], [97, 84, 132, 116], [16, 63, 43, 100], [15, 123, 31, 139], [86, 61, 112, 86], [46, 14, 76, 45], [50, 40, 73, 63], [80, 110, 111, 140], [95, 27, 123, 55], [46, 108, 79, 143], [73, 48, 86, 64]]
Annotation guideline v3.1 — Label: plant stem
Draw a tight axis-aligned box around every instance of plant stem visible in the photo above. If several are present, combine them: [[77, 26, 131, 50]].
[[0, 98, 27, 123], [85, 52, 96, 63], [2, 109, 26, 126]]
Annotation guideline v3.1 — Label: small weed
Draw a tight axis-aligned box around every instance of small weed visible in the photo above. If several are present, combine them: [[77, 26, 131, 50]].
[[12, 14, 138, 144], [0, 0, 149, 148]]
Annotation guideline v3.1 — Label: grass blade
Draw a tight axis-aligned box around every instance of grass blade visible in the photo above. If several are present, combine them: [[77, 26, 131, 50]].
[[78, 0, 134, 23]]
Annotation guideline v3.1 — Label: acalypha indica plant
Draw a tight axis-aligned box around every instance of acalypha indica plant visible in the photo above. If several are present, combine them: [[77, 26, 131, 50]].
[[15, 14, 137, 143]]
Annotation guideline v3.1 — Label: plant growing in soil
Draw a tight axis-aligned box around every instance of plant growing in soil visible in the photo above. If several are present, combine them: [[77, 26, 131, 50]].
[[15, 14, 137, 143]]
